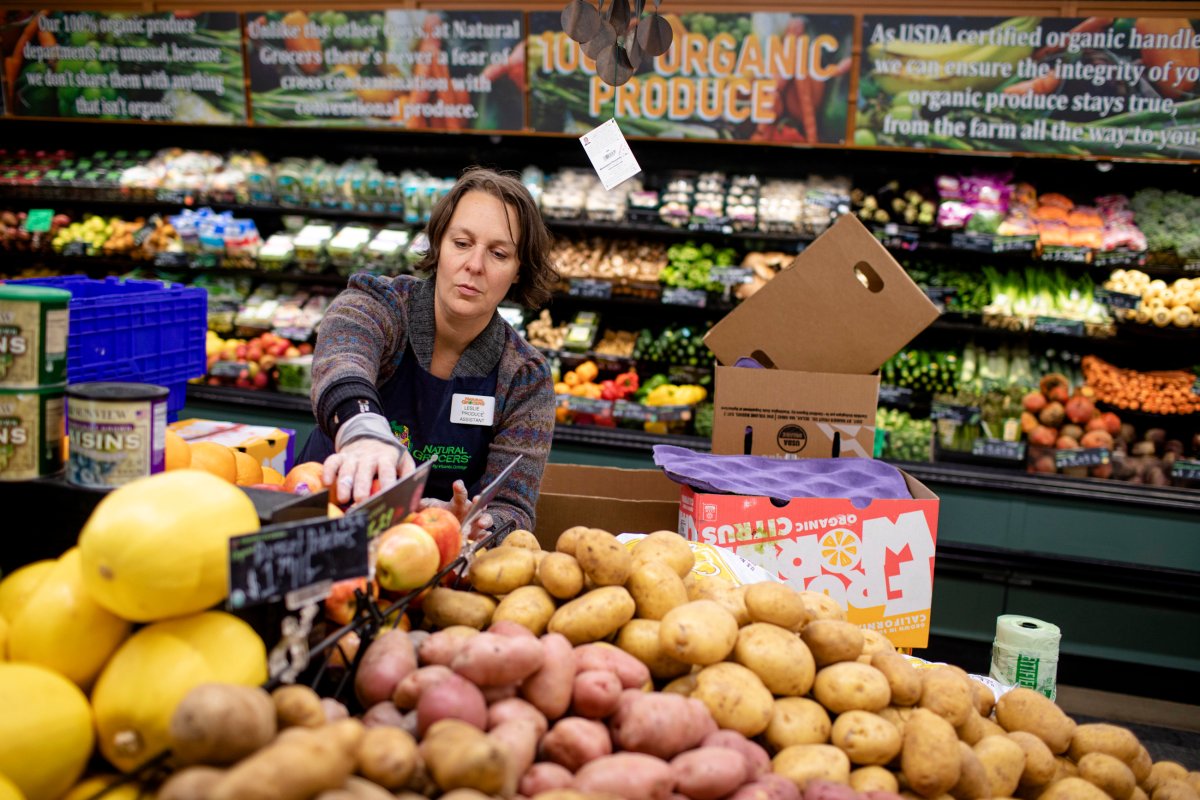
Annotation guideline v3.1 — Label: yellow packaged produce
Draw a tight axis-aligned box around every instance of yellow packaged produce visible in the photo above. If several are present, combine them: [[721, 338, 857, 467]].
[[0, 662, 94, 800]]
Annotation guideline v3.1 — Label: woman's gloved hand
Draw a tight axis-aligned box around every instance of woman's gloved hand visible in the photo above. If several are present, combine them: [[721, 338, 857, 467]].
[[323, 438, 416, 505], [420, 479, 494, 542]]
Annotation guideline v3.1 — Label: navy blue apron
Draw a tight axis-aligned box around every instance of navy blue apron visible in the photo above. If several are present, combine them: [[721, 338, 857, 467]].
[[299, 342, 497, 499]]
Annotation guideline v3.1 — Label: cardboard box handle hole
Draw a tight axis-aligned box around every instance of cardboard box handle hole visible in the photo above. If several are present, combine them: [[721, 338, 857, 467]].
[[854, 261, 884, 293]]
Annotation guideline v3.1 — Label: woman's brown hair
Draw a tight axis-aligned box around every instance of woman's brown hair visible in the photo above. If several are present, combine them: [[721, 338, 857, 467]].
[[415, 166, 558, 308]]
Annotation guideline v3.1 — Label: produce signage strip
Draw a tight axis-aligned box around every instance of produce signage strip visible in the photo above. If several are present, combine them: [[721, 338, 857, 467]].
[[245, 10, 524, 130], [971, 437, 1026, 460], [528, 12, 855, 144], [1052, 446, 1110, 469], [3, 10, 246, 123], [857, 16, 1200, 160]]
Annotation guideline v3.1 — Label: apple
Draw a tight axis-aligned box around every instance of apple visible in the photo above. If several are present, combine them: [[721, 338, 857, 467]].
[[284, 461, 326, 494], [375, 523, 441, 592], [325, 578, 374, 625], [328, 631, 361, 668], [407, 507, 464, 569]]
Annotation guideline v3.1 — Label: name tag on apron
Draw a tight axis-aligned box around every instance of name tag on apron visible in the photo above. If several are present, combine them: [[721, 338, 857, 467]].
[[450, 393, 496, 426]]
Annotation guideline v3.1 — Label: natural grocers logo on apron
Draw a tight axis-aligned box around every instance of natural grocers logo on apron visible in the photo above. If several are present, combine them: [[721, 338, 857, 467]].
[[392, 422, 469, 470], [391, 421, 412, 450]]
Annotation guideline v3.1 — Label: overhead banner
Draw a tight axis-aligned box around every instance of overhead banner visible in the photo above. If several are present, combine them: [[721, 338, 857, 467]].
[[528, 12, 854, 143], [857, 16, 1200, 160], [245, 10, 524, 130], [1, 10, 245, 123]]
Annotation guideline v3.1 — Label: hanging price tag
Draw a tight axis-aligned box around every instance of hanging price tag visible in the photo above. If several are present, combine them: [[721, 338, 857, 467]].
[[579, 119, 642, 191], [22, 209, 53, 232], [347, 458, 435, 540], [154, 252, 190, 269]]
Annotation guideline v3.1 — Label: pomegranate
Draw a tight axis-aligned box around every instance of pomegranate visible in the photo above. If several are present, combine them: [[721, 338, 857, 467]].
[[1022, 392, 1048, 414], [1029, 426, 1057, 448], [1064, 395, 1096, 425], [1080, 430, 1114, 450]]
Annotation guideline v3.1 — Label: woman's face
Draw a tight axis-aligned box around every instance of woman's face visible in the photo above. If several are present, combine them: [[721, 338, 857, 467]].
[[435, 190, 521, 325]]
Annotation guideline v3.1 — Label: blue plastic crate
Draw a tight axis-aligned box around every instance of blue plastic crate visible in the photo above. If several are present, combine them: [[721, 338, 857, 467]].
[[11, 276, 207, 418]]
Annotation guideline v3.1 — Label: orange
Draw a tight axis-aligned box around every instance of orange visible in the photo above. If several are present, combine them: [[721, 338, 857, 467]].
[[260, 466, 284, 486], [164, 430, 191, 471], [283, 461, 326, 494], [232, 450, 263, 486], [189, 442, 237, 483]]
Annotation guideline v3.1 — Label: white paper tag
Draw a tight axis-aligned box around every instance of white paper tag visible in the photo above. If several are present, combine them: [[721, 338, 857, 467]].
[[579, 118, 642, 191], [451, 393, 496, 426]]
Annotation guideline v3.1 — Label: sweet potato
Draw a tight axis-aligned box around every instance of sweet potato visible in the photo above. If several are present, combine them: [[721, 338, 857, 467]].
[[573, 670, 623, 718], [355, 629, 417, 708], [452, 631, 545, 686], [158, 766, 226, 800], [394, 665, 455, 710], [672, 746, 748, 800], [574, 642, 652, 689], [272, 684, 326, 729], [169, 683, 277, 765], [542, 717, 613, 771], [702, 730, 771, 781], [488, 697, 549, 738], [210, 728, 356, 800], [416, 673, 488, 735], [356, 727, 418, 790], [574, 752, 676, 800], [521, 763, 575, 797], [419, 627, 479, 666], [610, 689, 716, 758], [520, 632, 576, 720]]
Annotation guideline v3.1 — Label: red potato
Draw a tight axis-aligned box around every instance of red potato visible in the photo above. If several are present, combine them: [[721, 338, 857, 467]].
[[804, 780, 859, 800], [727, 774, 802, 800], [573, 670, 623, 719], [672, 747, 749, 800], [355, 629, 417, 707], [321, 699, 350, 722], [487, 698, 549, 738], [363, 701, 409, 730], [407, 629, 431, 652], [702, 730, 771, 781], [416, 673, 488, 735], [861, 792, 904, 800], [483, 684, 518, 704], [574, 643, 651, 689], [393, 665, 454, 710], [574, 753, 676, 800], [542, 717, 613, 771], [453, 632, 545, 686], [489, 620, 537, 638], [521, 633, 575, 720], [610, 689, 717, 759], [489, 719, 541, 792], [520, 763, 575, 797], [419, 627, 478, 666]]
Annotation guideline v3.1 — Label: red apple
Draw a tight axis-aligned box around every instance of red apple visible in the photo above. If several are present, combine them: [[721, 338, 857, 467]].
[[406, 507, 464, 569], [375, 523, 441, 592], [324, 578, 374, 625]]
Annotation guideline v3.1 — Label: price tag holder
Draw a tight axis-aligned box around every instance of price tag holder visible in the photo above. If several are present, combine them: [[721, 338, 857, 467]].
[[1172, 459, 1200, 479], [568, 278, 613, 300], [1094, 288, 1141, 310], [348, 458, 435, 540], [1191, 376, 1199, 396], [156, 189, 190, 205], [192, 253, 219, 270], [949, 232, 995, 253], [227, 514, 368, 612], [1040, 246, 1091, 264], [662, 287, 708, 307], [1184, 260, 1200, 274], [992, 235, 1039, 254], [931, 402, 980, 424], [62, 241, 88, 257], [1093, 249, 1144, 269], [875, 223, 921, 251], [923, 286, 957, 312], [712, 267, 752, 286], [154, 251, 190, 269], [579, 118, 642, 191], [565, 396, 614, 415], [1033, 317, 1085, 337], [23, 209, 53, 233], [1054, 447, 1110, 469], [878, 385, 915, 407], [208, 360, 247, 379], [687, 220, 732, 235], [972, 438, 1026, 461]]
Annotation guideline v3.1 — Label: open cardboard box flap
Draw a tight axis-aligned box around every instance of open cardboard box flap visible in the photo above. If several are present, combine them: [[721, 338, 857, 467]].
[[534, 463, 681, 548], [703, 215, 939, 375]]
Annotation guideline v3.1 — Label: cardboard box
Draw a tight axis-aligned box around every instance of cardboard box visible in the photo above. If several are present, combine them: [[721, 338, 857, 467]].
[[534, 463, 680, 549], [703, 215, 939, 458], [171, 418, 296, 475], [678, 470, 940, 648]]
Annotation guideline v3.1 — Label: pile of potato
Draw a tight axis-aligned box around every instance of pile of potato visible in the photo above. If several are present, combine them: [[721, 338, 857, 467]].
[[152, 527, 1198, 800]]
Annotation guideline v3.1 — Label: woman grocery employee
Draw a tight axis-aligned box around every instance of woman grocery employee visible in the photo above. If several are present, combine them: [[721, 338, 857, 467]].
[[302, 167, 559, 536]]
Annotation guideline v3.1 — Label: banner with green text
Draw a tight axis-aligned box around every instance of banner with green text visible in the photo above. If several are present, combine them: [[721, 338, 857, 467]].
[[856, 16, 1200, 160], [1, 10, 245, 123], [528, 11, 854, 143], [245, 10, 524, 130]]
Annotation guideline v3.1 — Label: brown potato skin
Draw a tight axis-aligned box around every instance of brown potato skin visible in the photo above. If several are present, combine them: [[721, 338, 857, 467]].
[[1077, 752, 1136, 800], [901, 708, 961, 799], [733, 623, 816, 697], [772, 744, 851, 791], [919, 669, 974, 728], [994, 688, 1077, 754], [974, 734, 1028, 798], [1009, 731, 1059, 788], [574, 528, 632, 586], [802, 620, 865, 667], [1068, 724, 1142, 764], [871, 652, 923, 707], [767, 698, 832, 751], [830, 710, 902, 767], [1037, 777, 1112, 800], [812, 662, 891, 714], [744, 582, 809, 631]]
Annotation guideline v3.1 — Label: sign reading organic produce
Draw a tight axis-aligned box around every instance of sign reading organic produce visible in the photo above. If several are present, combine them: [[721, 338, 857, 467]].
[[529, 12, 854, 143], [1, 10, 245, 123], [245, 10, 524, 130], [857, 16, 1200, 160]]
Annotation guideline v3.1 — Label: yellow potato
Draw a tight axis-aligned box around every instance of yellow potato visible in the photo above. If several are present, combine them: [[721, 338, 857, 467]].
[[1038, 777, 1112, 800], [919, 668, 975, 727], [1069, 724, 1141, 765], [733, 623, 816, 696], [951, 740, 989, 800], [626, 561, 688, 621], [743, 582, 809, 631], [901, 708, 961, 799], [492, 585, 556, 636], [767, 697, 833, 750], [659, 600, 739, 666], [1146, 765, 1190, 796], [812, 662, 891, 714], [423, 588, 497, 630], [994, 688, 1077, 754], [851, 766, 900, 793], [615, 620, 690, 681], [871, 652, 923, 707], [573, 528, 632, 586], [1129, 747, 1153, 785], [974, 734, 1027, 798], [499, 530, 541, 551], [972, 681, 995, 718], [861, 629, 896, 657], [1008, 731, 1058, 788], [555, 526, 588, 556], [717, 584, 752, 627], [662, 672, 699, 696], [547, 586, 635, 645], [1056, 757, 1080, 781], [773, 745, 851, 791], [692, 662, 774, 737], [878, 706, 914, 738], [830, 710, 901, 766], [956, 712, 989, 746], [1153, 781, 1200, 800], [536, 553, 584, 600], [631, 531, 695, 578], [801, 620, 865, 667], [1078, 752, 1136, 800], [469, 547, 537, 595], [800, 591, 847, 622]]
